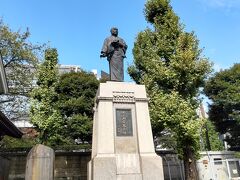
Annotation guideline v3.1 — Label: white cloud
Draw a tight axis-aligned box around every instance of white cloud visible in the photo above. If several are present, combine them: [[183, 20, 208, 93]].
[[213, 63, 222, 72], [198, 0, 240, 9], [212, 62, 231, 73]]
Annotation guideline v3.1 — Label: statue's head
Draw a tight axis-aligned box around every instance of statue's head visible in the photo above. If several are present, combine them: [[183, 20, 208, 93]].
[[110, 27, 118, 37]]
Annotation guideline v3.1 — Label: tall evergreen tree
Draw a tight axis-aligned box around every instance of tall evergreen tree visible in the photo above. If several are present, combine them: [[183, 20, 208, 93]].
[[55, 71, 99, 142], [201, 119, 224, 151], [128, 0, 212, 179], [30, 48, 65, 145], [204, 63, 240, 150]]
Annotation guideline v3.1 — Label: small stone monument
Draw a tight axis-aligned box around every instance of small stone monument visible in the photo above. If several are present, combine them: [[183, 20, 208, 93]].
[[25, 144, 55, 180], [88, 82, 164, 180]]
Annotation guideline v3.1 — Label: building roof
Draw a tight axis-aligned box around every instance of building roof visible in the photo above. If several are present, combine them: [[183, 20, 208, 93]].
[[0, 111, 23, 138], [0, 56, 22, 138]]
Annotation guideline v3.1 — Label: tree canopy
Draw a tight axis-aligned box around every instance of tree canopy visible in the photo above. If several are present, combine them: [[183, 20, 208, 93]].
[[0, 19, 44, 120], [30, 52, 99, 145], [128, 0, 212, 179], [30, 48, 63, 145], [201, 119, 224, 151], [55, 71, 99, 143], [204, 63, 240, 150]]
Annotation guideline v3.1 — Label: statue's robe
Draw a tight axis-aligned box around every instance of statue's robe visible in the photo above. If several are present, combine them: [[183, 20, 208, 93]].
[[101, 36, 127, 81]]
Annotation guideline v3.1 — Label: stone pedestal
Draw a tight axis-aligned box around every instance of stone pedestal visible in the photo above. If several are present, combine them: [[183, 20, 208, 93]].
[[88, 82, 164, 180]]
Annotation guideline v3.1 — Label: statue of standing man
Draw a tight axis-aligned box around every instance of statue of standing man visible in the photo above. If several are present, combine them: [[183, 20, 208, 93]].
[[100, 27, 127, 82]]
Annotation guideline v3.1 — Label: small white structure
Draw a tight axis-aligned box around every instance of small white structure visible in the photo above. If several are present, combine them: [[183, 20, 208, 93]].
[[88, 81, 164, 180], [58, 64, 81, 74], [13, 114, 33, 128], [197, 151, 240, 180]]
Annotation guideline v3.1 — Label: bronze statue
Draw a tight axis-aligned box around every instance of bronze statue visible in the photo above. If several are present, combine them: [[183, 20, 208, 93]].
[[100, 27, 127, 81]]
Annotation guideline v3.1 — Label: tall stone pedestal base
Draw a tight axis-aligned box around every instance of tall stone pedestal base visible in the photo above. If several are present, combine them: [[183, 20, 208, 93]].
[[88, 82, 164, 180]]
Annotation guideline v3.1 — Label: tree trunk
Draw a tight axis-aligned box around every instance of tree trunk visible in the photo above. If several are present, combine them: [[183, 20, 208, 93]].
[[183, 147, 199, 180]]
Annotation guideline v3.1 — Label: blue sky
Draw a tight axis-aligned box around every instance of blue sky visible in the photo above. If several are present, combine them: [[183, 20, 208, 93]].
[[1, 0, 240, 82]]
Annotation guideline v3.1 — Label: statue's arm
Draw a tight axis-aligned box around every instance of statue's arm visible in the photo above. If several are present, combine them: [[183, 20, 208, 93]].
[[100, 39, 108, 57], [119, 39, 127, 54]]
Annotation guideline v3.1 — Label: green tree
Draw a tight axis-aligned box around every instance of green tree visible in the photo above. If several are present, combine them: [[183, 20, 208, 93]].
[[204, 63, 240, 150], [0, 19, 44, 120], [55, 71, 99, 143], [201, 119, 224, 151], [128, 0, 212, 179], [30, 48, 65, 145]]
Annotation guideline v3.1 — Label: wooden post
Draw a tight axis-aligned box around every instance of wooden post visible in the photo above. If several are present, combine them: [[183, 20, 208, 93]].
[[25, 144, 54, 180]]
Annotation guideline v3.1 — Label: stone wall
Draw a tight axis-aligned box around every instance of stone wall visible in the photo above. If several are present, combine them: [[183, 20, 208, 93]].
[[2, 150, 238, 180], [54, 151, 91, 180], [0, 151, 91, 180], [0, 156, 10, 180], [1, 150, 185, 180], [8, 154, 26, 180]]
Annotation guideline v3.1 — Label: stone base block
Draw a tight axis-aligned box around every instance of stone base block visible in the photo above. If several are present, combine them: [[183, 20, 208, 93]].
[[88, 154, 164, 180], [117, 174, 142, 180], [141, 154, 164, 180], [89, 156, 116, 180]]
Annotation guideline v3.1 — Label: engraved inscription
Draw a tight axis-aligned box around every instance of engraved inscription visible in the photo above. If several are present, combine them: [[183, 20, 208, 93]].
[[113, 91, 135, 103], [116, 109, 133, 136]]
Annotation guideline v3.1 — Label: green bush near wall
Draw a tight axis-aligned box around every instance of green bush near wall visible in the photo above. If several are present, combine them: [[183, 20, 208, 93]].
[[0, 136, 91, 152], [0, 136, 37, 149]]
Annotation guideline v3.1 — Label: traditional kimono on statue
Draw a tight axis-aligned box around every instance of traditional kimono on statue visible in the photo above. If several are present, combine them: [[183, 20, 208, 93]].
[[100, 28, 127, 82]]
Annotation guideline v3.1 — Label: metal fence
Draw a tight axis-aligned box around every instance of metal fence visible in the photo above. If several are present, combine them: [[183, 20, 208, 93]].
[[160, 153, 185, 180]]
